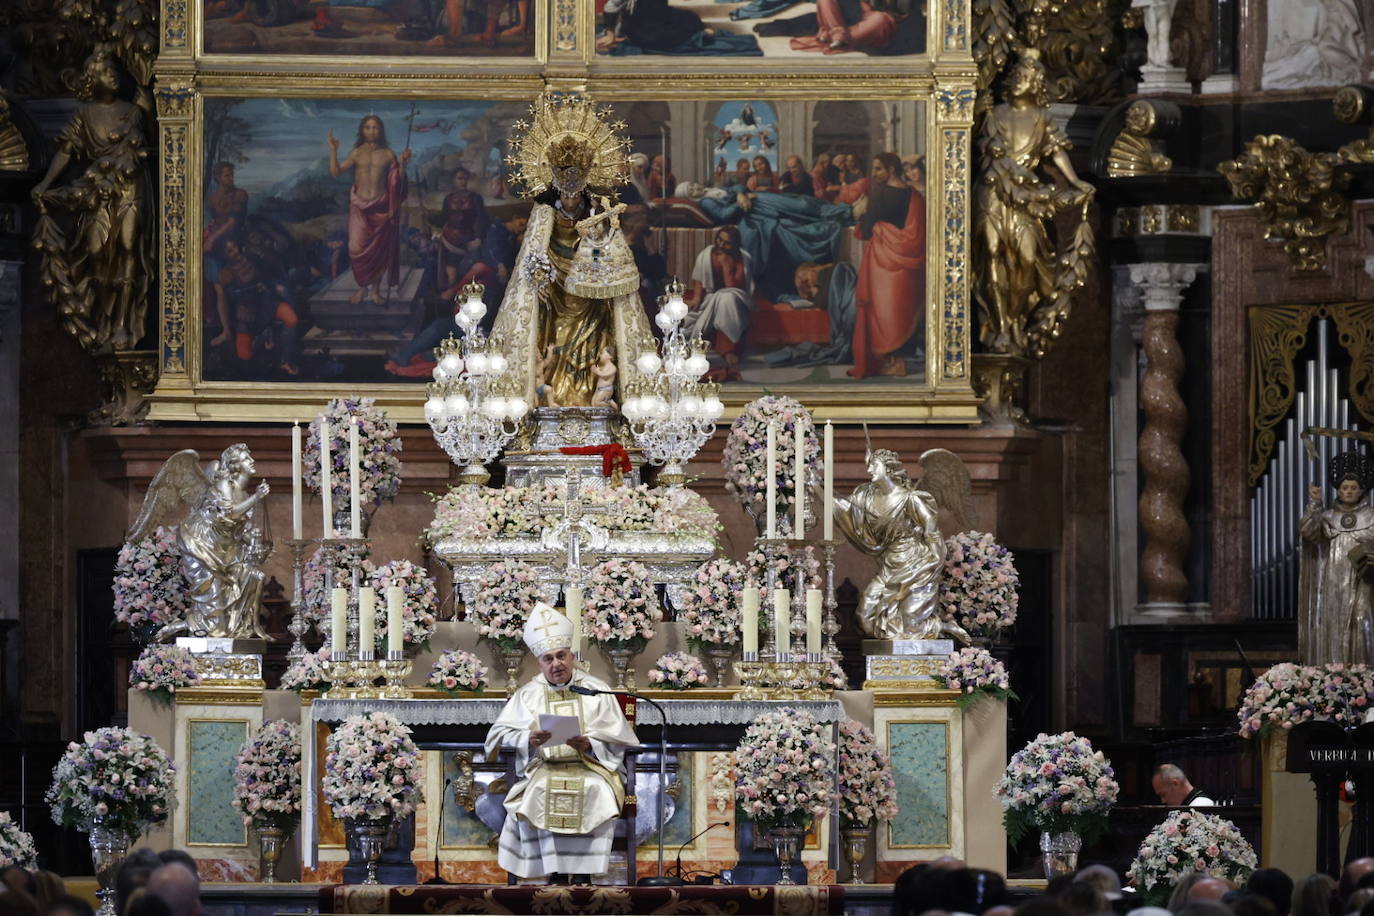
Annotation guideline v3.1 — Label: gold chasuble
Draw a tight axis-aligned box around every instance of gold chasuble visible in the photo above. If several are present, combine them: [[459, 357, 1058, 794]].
[[485, 670, 639, 877]]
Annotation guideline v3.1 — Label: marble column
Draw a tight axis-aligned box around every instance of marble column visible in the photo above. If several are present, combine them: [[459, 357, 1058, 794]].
[[1109, 267, 1145, 624], [1130, 262, 1201, 617]]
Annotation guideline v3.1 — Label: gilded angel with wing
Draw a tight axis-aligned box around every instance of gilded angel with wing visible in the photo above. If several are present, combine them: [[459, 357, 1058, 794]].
[[127, 444, 272, 640], [827, 447, 975, 641]]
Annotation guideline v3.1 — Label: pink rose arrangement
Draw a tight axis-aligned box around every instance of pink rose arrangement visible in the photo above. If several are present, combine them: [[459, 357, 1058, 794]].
[[426, 482, 559, 543], [723, 396, 820, 537], [303, 398, 403, 519], [939, 531, 1019, 636], [128, 644, 201, 705], [745, 545, 821, 605], [1128, 810, 1256, 905], [301, 544, 374, 624], [322, 712, 424, 821], [648, 651, 709, 690], [936, 647, 1016, 709], [470, 560, 542, 652], [112, 527, 190, 644], [371, 560, 438, 652], [994, 731, 1119, 844], [837, 720, 898, 827], [427, 649, 489, 694], [0, 811, 37, 868], [823, 658, 848, 690], [47, 727, 175, 839], [676, 558, 746, 651], [231, 719, 302, 835], [582, 558, 660, 651], [1236, 662, 1374, 740], [734, 707, 836, 832], [280, 647, 332, 693]]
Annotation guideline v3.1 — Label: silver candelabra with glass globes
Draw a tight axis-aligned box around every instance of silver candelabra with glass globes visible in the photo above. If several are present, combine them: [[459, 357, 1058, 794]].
[[622, 278, 725, 486], [424, 281, 530, 486]]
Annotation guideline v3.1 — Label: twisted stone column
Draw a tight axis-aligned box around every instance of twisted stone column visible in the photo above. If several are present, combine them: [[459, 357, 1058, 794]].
[[1130, 263, 1199, 614]]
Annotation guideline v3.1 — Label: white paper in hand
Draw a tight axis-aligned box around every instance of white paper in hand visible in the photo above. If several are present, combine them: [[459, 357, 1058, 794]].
[[538, 714, 581, 747]]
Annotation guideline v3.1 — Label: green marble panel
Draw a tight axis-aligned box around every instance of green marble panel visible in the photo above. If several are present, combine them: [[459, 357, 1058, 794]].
[[188, 719, 249, 847], [887, 721, 949, 848], [442, 756, 497, 848], [663, 754, 692, 847]]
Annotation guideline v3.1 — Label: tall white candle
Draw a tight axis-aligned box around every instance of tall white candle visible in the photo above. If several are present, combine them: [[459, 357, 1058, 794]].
[[766, 424, 777, 538], [386, 586, 404, 655], [566, 587, 583, 655], [291, 423, 303, 539], [330, 587, 347, 654], [823, 421, 834, 541], [349, 419, 362, 538], [793, 421, 805, 538], [320, 419, 333, 537], [358, 586, 376, 655], [774, 588, 791, 657], [742, 587, 760, 655], [805, 589, 823, 656]]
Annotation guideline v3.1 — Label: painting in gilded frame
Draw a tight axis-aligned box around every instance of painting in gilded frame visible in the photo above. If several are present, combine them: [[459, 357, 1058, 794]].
[[195, 94, 932, 393]]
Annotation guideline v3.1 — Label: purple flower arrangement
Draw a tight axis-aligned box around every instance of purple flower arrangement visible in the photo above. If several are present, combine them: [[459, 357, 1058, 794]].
[[647, 651, 709, 689], [936, 647, 1016, 710], [427, 649, 489, 694], [0, 811, 37, 868], [734, 707, 836, 832], [112, 527, 190, 644], [231, 720, 302, 834], [939, 531, 1019, 636], [722, 396, 820, 536], [837, 720, 898, 827], [994, 731, 1119, 844], [46, 727, 175, 839], [128, 644, 201, 705], [1128, 810, 1257, 905], [1236, 662, 1374, 739], [322, 712, 424, 821], [677, 558, 746, 651], [471, 560, 542, 652], [280, 647, 332, 693], [303, 398, 403, 516], [583, 558, 660, 651]]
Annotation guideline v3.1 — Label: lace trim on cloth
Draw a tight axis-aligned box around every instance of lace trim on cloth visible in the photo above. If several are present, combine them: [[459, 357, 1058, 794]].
[[309, 697, 845, 725]]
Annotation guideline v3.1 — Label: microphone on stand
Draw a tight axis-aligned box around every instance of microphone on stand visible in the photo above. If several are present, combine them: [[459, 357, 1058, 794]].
[[423, 776, 454, 885], [567, 683, 678, 886], [672, 821, 730, 884]]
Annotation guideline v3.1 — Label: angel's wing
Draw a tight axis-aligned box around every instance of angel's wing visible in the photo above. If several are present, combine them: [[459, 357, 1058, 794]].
[[917, 448, 977, 538], [126, 450, 209, 543]]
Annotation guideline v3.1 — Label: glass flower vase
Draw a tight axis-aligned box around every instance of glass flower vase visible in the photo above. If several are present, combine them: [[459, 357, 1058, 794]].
[[1040, 830, 1082, 879], [89, 821, 132, 916], [768, 824, 806, 885]]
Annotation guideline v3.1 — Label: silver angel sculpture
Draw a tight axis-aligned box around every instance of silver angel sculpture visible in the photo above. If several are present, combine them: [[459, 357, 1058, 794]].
[[829, 447, 974, 641], [127, 444, 272, 640]]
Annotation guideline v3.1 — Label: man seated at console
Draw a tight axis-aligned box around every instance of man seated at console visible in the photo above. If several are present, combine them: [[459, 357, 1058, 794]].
[[485, 603, 640, 884]]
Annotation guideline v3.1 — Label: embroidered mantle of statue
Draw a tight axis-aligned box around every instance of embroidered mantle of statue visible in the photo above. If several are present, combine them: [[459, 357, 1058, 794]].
[[1300, 450, 1374, 666], [127, 445, 273, 640], [830, 447, 975, 641], [490, 93, 653, 409]]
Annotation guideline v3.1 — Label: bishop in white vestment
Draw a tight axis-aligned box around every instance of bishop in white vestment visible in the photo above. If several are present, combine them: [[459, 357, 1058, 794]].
[[485, 603, 640, 880]]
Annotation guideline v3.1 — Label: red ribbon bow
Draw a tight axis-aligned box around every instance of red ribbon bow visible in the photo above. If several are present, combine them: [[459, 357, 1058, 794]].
[[559, 443, 632, 479]]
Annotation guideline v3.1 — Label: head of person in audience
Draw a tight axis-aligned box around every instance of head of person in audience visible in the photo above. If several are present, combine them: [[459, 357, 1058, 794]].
[[123, 888, 174, 916], [1341, 861, 1374, 909], [1, 866, 36, 897], [146, 861, 200, 916], [1291, 873, 1337, 916], [31, 871, 65, 909], [1247, 869, 1296, 916], [39, 894, 94, 916], [114, 849, 162, 916]]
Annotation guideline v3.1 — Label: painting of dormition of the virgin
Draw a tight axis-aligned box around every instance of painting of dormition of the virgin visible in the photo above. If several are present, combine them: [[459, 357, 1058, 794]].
[[199, 96, 929, 387]]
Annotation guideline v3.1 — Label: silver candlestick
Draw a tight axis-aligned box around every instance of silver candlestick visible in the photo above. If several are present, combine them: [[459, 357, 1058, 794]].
[[284, 538, 315, 660], [822, 540, 840, 660]]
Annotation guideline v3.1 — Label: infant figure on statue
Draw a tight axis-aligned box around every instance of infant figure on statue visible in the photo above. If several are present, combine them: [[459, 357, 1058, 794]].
[[485, 603, 640, 882]]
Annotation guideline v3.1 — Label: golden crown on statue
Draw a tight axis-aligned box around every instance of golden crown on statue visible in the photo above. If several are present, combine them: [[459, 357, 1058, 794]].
[[505, 92, 633, 199]]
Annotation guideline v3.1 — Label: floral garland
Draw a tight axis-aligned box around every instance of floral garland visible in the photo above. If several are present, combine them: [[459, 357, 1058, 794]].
[[313, 560, 438, 652], [1128, 810, 1257, 906], [734, 707, 836, 832], [231, 720, 302, 835], [0, 811, 37, 869], [427, 649, 489, 694], [994, 731, 1119, 845], [676, 558, 746, 651], [1236, 662, 1374, 740], [939, 531, 1019, 636], [936, 647, 1017, 710], [648, 652, 709, 690], [470, 560, 542, 652], [280, 648, 332, 693], [47, 727, 175, 838], [722, 396, 820, 537], [112, 527, 190, 644], [301, 545, 374, 624], [129, 644, 201, 705], [837, 720, 899, 827], [583, 558, 659, 650], [322, 713, 424, 821], [303, 398, 403, 517]]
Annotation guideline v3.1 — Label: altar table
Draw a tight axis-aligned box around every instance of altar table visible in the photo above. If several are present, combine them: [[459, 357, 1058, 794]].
[[318, 882, 845, 915]]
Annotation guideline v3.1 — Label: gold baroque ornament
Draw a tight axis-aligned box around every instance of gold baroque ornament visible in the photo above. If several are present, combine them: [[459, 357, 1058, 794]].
[[0, 95, 30, 172], [1247, 305, 1312, 485], [554, 0, 577, 52], [1107, 101, 1173, 177], [943, 128, 970, 380], [505, 93, 632, 200], [1218, 135, 1350, 272], [1330, 302, 1374, 430], [160, 121, 189, 376], [1032, 0, 1122, 105]]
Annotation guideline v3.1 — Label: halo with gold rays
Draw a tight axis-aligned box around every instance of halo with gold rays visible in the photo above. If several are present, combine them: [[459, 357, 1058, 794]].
[[505, 92, 633, 200]]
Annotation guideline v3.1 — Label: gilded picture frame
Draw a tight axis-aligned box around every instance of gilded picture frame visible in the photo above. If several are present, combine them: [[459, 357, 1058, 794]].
[[150, 0, 977, 422]]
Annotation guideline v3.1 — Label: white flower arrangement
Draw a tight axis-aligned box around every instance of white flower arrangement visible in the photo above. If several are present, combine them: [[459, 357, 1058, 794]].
[[676, 558, 746, 651], [939, 531, 1019, 636], [322, 713, 424, 821], [582, 558, 660, 650], [648, 652, 710, 689], [936, 647, 1016, 710], [470, 560, 542, 652], [734, 707, 837, 832], [128, 644, 201, 705], [823, 658, 848, 690], [112, 527, 190, 644], [837, 720, 898, 827], [1128, 810, 1257, 906], [301, 545, 374, 624], [427, 649, 489, 694], [47, 727, 175, 838], [231, 720, 302, 835], [745, 544, 821, 603], [993, 731, 1119, 844], [371, 560, 438, 652], [280, 647, 332, 693], [1236, 662, 1374, 740], [0, 811, 37, 868], [303, 398, 403, 518], [722, 396, 819, 537]]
